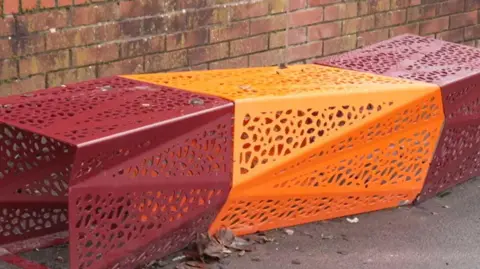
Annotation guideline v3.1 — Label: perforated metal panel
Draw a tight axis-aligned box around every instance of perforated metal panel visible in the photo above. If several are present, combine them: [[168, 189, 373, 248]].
[[315, 34, 480, 201], [125, 64, 444, 235], [0, 76, 234, 269]]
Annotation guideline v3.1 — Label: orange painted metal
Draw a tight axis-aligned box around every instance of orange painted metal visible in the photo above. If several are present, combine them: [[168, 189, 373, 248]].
[[124, 64, 445, 235]]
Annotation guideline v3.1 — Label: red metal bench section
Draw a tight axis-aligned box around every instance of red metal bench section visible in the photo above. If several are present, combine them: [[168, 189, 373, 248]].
[[315, 34, 480, 202], [0, 77, 234, 269]]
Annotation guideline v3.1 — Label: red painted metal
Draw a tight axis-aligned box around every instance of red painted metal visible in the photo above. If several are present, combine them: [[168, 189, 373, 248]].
[[0, 77, 234, 269], [315, 34, 480, 201], [0, 252, 51, 269]]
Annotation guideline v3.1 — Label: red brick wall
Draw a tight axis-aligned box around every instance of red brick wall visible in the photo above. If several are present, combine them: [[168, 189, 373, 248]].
[[0, 0, 479, 95]]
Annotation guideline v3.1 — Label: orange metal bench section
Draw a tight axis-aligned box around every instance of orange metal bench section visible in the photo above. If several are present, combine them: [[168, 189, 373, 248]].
[[125, 64, 445, 235]]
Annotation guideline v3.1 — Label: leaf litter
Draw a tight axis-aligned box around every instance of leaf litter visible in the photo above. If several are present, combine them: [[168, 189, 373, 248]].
[[169, 228, 274, 269]]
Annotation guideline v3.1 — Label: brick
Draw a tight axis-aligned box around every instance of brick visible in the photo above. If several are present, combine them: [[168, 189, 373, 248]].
[[450, 11, 478, 29], [210, 21, 250, 43], [4, 1, 19, 14], [46, 27, 96, 51], [251, 14, 287, 35], [290, 0, 306, 11], [407, 4, 437, 22], [19, 50, 70, 77], [390, 23, 420, 37], [308, 22, 342, 40], [72, 44, 119, 66], [167, 28, 209, 51], [231, 2, 269, 20], [357, 29, 389, 48], [231, 35, 269, 57], [0, 40, 14, 59], [16, 10, 68, 33], [376, 10, 407, 28], [72, 2, 120, 26], [392, 0, 413, 9], [119, 19, 143, 38], [144, 13, 187, 34], [119, 0, 164, 18], [145, 50, 188, 72], [289, 8, 323, 27], [270, 0, 286, 13], [121, 36, 165, 58], [463, 40, 476, 47], [175, 0, 208, 9], [309, 0, 341, 6], [11, 75, 46, 95], [325, 3, 357, 21], [270, 28, 307, 48], [465, 25, 480, 40], [436, 28, 464, 43], [22, 0, 38, 11], [188, 43, 229, 65], [420, 17, 449, 35], [287, 42, 323, 62], [186, 7, 229, 29], [98, 57, 144, 77], [0, 59, 17, 80], [358, 0, 390, 16], [40, 0, 56, 8], [343, 16, 375, 35], [47, 66, 96, 87], [58, 0, 72, 6], [95, 23, 122, 42], [438, 0, 465, 16], [74, 0, 89, 4], [465, 0, 480, 10], [12, 34, 46, 56], [209, 56, 249, 70], [323, 35, 356, 56], [249, 49, 285, 67], [0, 17, 15, 36]]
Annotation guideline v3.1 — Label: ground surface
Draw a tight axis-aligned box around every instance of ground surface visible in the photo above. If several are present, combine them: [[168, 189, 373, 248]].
[[3, 178, 480, 269]]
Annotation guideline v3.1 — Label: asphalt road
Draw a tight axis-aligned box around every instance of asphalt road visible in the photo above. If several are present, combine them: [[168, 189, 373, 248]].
[[3, 177, 480, 269]]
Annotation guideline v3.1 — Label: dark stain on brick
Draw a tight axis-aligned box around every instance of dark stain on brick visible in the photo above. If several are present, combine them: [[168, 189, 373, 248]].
[[12, 20, 29, 56]]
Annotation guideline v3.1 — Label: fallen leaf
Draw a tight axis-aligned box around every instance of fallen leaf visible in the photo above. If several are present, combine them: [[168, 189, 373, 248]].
[[214, 228, 235, 246], [346, 217, 359, 223], [337, 251, 348, 255], [238, 250, 246, 257], [229, 237, 254, 251], [284, 229, 295, 235], [442, 205, 450, 209], [55, 256, 64, 262], [176, 261, 206, 269]]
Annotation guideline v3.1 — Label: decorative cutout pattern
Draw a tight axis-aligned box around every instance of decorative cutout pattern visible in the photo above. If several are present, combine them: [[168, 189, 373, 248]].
[[0, 77, 229, 144], [420, 124, 480, 200], [124, 65, 420, 101], [273, 129, 434, 190], [216, 193, 410, 234], [71, 188, 224, 269], [316, 34, 480, 85], [238, 102, 396, 176], [0, 207, 68, 244]]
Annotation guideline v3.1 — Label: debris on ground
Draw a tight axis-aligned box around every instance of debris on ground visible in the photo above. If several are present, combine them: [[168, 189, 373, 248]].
[[251, 257, 261, 262], [292, 259, 301, 265], [283, 229, 295, 235], [437, 190, 452, 198], [346, 217, 359, 223], [150, 228, 271, 269], [337, 250, 348, 255], [172, 255, 187, 262], [442, 205, 450, 209], [431, 211, 439, 215], [321, 234, 334, 240]]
